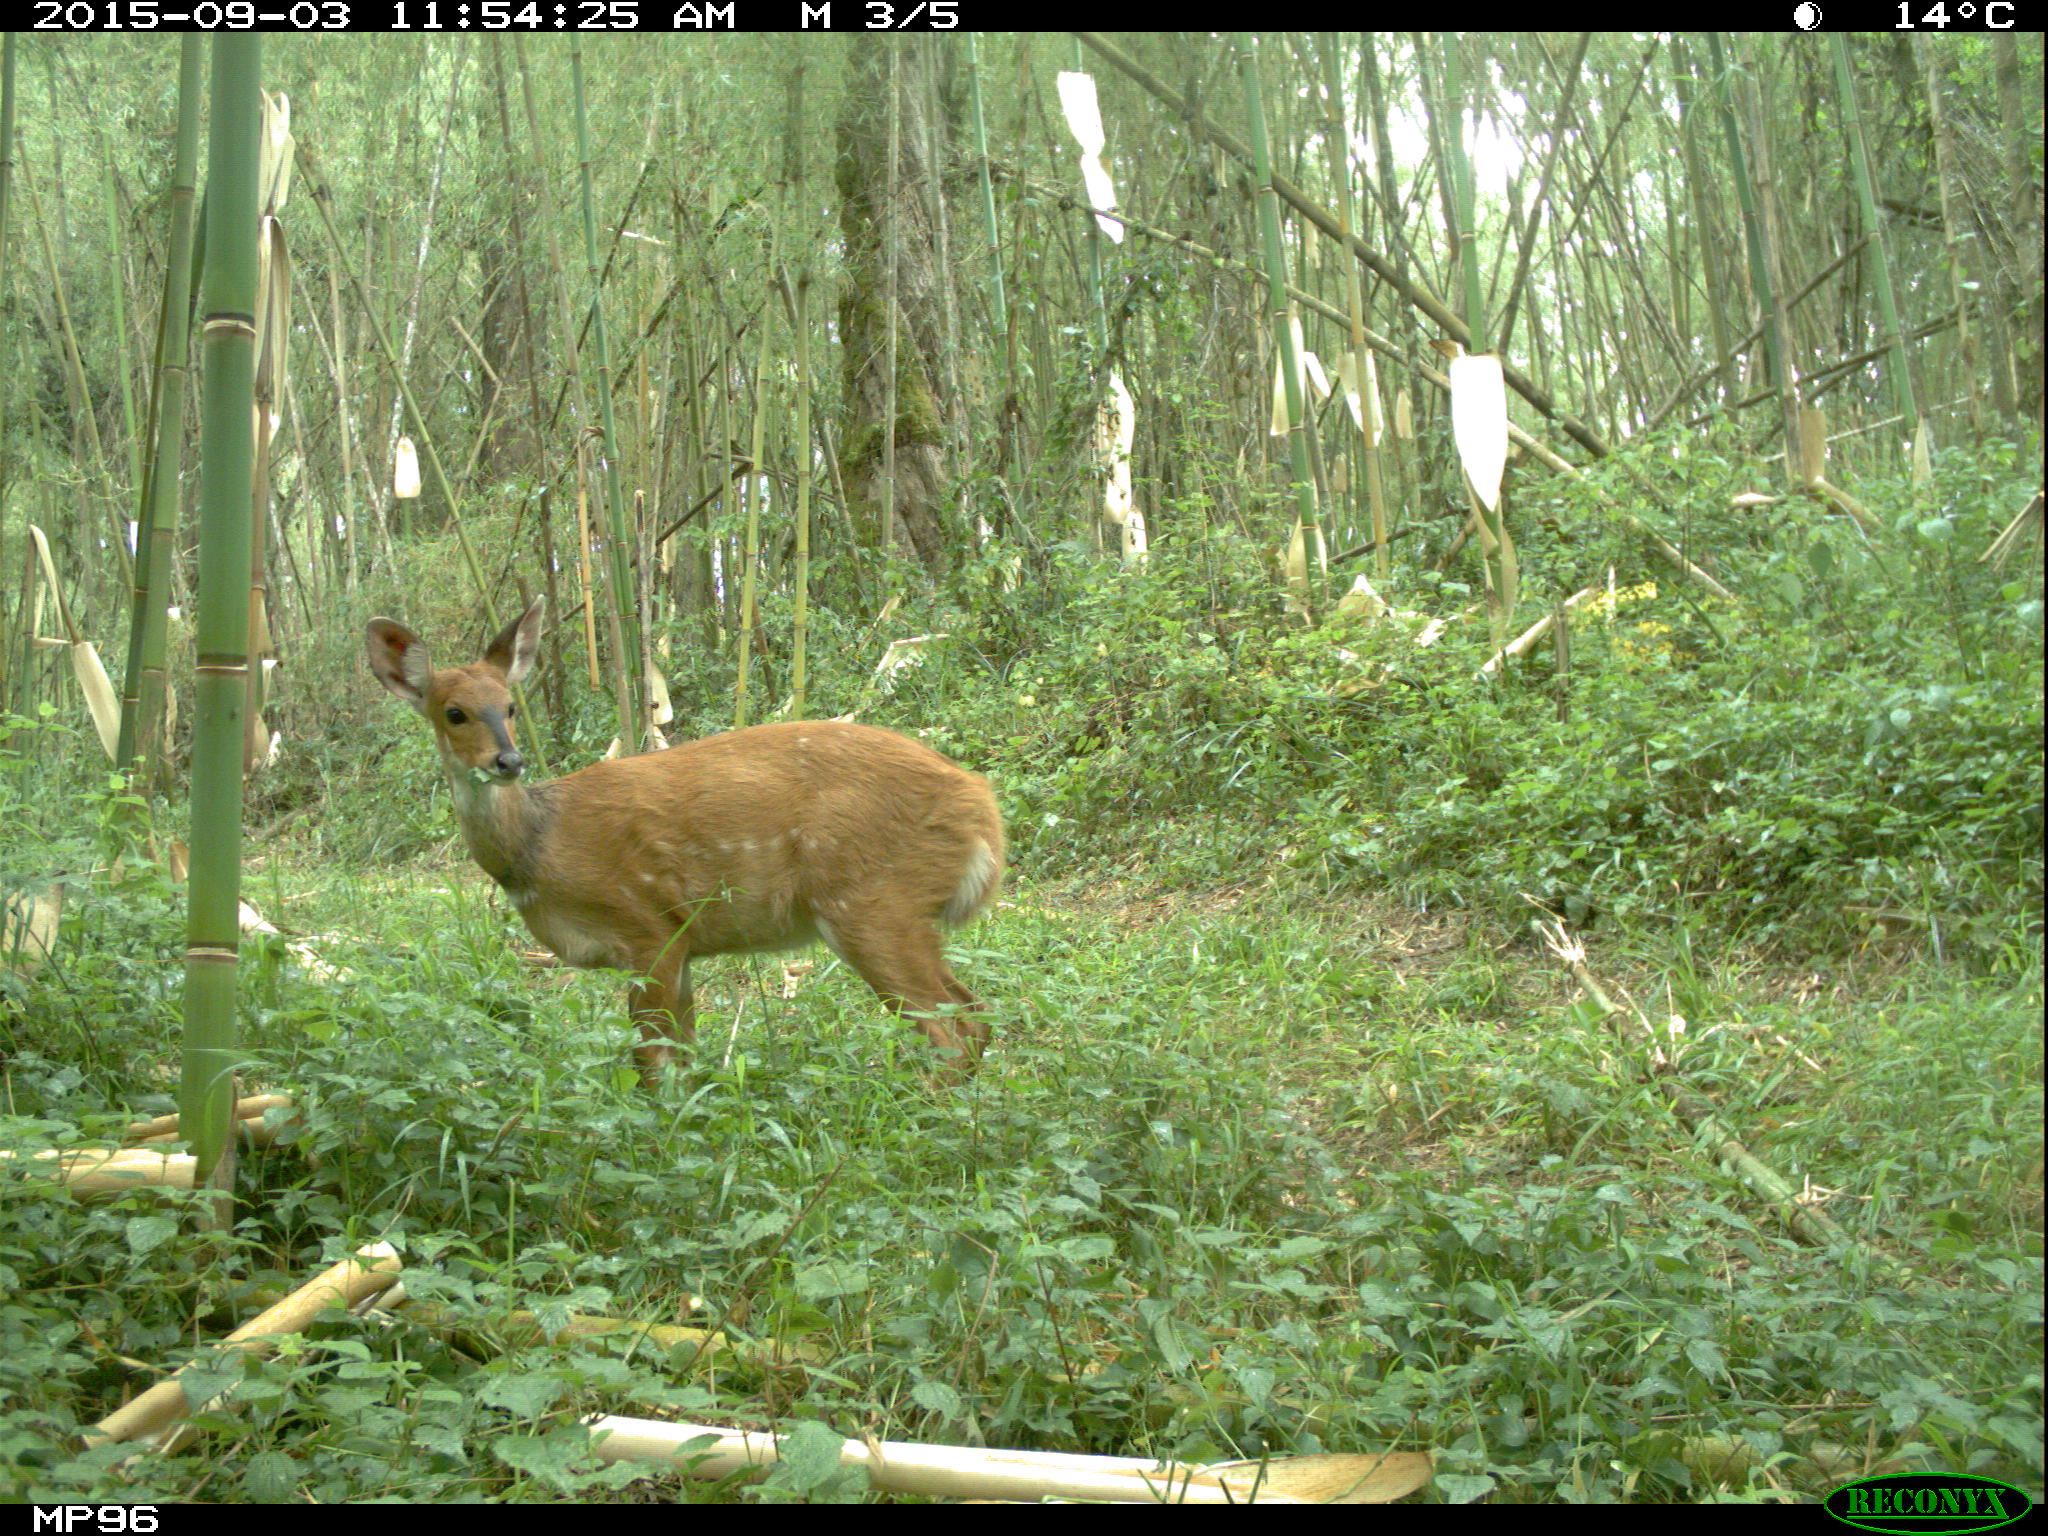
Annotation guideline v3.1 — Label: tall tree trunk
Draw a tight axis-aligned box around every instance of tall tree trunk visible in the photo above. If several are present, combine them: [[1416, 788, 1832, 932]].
[[834, 39, 955, 579]]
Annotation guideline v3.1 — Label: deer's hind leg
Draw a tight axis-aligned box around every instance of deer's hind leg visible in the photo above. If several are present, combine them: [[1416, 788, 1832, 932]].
[[826, 913, 989, 1079]]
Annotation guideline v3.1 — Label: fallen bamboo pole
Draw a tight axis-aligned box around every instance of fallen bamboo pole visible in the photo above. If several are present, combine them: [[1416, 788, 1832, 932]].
[[588, 1416, 1433, 1504], [85, 1243, 401, 1448]]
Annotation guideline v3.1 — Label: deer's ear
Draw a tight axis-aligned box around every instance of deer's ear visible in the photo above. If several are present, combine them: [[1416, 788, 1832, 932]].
[[366, 619, 434, 707]]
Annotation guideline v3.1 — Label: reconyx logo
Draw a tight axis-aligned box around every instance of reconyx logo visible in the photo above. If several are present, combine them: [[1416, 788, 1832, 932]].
[[1824, 1474, 2032, 1534]]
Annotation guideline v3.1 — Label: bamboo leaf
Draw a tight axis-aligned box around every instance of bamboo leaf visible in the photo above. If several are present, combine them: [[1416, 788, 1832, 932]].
[[255, 216, 291, 406], [258, 89, 293, 212], [25, 525, 79, 642], [1300, 345, 1331, 401], [71, 641, 121, 761]]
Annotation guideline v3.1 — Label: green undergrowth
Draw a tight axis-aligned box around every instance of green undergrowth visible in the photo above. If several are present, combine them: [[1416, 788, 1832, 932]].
[[950, 439, 2043, 969], [1, 840, 2038, 1502]]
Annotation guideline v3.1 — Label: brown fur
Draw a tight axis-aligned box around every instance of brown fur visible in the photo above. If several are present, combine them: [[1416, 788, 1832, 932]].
[[366, 597, 1004, 1086]]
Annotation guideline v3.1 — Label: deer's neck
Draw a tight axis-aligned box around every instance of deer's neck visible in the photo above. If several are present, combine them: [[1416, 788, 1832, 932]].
[[445, 766, 556, 895]]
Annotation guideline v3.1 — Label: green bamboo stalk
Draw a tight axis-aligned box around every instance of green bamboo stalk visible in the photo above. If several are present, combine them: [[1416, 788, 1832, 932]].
[[25, 163, 132, 593], [1440, 41, 1488, 350], [1439, 38, 1514, 649], [116, 37, 203, 781], [513, 39, 588, 439], [303, 174, 490, 606], [1493, 35, 1588, 364], [964, 35, 1006, 340], [181, 33, 262, 1196], [326, 268, 356, 590], [1, 36, 20, 705], [1917, 38, 1986, 436], [1316, 37, 1388, 582], [733, 321, 769, 729], [788, 266, 812, 721], [777, 67, 812, 720], [0, 36, 13, 312], [1237, 34, 1322, 609], [880, 43, 902, 564], [718, 353, 736, 637], [1670, 42, 1737, 412], [104, 164, 144, 504], [1707, 36, 1789, 451], [568, 40, 644, 754], [675, 318, 713, 645], [1829, 36, 1917, 430]]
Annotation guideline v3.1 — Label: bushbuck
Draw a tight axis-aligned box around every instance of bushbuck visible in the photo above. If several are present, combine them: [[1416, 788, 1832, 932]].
[[366, 596, 1003, 1086]]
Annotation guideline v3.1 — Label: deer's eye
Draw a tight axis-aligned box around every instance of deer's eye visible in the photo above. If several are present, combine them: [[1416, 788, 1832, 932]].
[[445, 707, 468, 725], [505, 703, 516, 718]]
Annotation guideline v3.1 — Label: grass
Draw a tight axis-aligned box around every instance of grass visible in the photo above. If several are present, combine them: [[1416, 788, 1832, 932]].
[[2, 825, 2038, 1502]]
